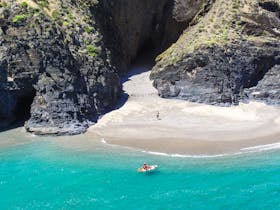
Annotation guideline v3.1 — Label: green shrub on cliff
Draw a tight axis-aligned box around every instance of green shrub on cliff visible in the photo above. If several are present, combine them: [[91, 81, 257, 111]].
[[36, 0, 49, 9], [51, 10, 60, 20], [84, 26, 93, 33], [12, 14, 27, 23], [62, 21, 70, 27], [86, 45, 100, 57], [0, 2, 7, 8], [20, 2, 28, 8]]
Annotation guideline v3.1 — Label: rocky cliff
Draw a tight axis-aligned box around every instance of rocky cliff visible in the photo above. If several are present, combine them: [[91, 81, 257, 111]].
[[0, 0, 279, 135], [151, 0, 280, 105], [0, 0, 202, 134], [0, 0, 120, 134], [96, 0, 204, 71]]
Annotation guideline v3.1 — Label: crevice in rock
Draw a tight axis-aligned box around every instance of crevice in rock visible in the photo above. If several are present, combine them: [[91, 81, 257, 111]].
[[96, 0, 209, 113], [259, 1, 280, 13], [13, 89, 36, 124], [115, 38, 158, 112], [94, 0, 200, 73], [128, 38, 157, 72], [135, 38, 157, 61], [245, 56, 277, 88]]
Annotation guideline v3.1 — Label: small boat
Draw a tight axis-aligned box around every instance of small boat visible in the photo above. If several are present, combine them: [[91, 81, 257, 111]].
[[137, 165, 158, 173]]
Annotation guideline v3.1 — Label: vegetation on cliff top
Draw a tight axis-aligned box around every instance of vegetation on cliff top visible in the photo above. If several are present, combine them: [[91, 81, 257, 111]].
[[0, 0, 118, 135], [10, 0, 101, 58], [156, 0, 280, 67]]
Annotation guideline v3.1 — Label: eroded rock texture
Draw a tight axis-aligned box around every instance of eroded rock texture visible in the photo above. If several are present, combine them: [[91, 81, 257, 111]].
[[151, 0, 280, 105], [1, 0, 279, 135], [0, 1, 120, 134], [96, 0, 204, 71], [0, 0, 202, 134]]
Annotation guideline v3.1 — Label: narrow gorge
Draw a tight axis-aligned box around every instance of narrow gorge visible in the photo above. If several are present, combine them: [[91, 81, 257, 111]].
[[0, 0, 279, 135]]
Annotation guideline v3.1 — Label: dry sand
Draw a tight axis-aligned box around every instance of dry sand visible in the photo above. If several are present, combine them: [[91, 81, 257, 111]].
[[88, 62, 280, 155]]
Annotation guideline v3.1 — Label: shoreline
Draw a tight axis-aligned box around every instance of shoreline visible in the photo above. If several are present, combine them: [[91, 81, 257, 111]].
[[1, 125, 280, 157], [87, 64, 280, 156], [1, 64, 280, 156], [101, 138, 280, 158], [98, 132, 280, 156]]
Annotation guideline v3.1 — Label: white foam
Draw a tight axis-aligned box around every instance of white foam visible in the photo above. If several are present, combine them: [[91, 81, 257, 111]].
[[100, 138, 280, 159], [241, 142, 280, 152], [141, 150, 242, 158], [142, 142, 280, 158], [101, 138, 107, 144]]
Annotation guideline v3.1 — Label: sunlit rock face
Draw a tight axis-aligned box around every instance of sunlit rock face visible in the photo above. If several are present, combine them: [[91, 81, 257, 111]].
[[151, 0, 280, 106]]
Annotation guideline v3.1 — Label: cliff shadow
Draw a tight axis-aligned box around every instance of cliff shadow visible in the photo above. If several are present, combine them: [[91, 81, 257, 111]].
[[120, 37, 157, 82], [0, 89, 36, 132], [112, 39, 157, 111]]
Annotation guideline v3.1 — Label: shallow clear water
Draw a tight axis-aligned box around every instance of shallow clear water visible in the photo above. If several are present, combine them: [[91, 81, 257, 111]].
[[1, 132, 280, 209]]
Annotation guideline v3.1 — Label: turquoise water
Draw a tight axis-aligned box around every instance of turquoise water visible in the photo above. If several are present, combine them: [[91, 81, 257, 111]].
[[1, 137, 280, 209]]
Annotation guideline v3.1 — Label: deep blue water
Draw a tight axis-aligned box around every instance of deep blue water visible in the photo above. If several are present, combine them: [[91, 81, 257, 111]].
[[1, 137, 280, 209]]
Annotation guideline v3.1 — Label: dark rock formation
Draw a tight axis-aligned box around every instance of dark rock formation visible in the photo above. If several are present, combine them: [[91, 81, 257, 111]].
[[152, 41, 280, 105], [151, 0, 280, 106], [245, 65, 280, 105], [0, 0, 202, 135], [96, 0, 204, 72], [1, 0, 279, 135], [0, 1, 120, 135]]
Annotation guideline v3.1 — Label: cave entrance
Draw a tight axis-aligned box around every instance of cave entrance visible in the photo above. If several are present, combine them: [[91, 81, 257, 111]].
[[122, 38, 158, 82], [136, 38, 157, 60], [130, 38, 157, 69], [13, 89, 36, 124], [259, 1, 280, 12], [244, 56, 278, 89], [115, 38, 159, 110]]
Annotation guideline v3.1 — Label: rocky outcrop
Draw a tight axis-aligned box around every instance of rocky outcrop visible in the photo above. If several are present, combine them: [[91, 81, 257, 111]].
[[0, 1, 120, 135], [245, 65, 280, 104], [151, 0, 280, 105]]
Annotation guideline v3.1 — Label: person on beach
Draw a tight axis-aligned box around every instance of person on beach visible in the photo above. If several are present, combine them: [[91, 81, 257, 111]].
[[156, 111, 161, 120]]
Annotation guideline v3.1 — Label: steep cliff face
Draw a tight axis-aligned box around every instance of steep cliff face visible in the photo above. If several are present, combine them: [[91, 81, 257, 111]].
[[0, 0, 120, 134], [0, 0, 203, 134], [96, 0, 204, 71], [151, 0, 280, 105]]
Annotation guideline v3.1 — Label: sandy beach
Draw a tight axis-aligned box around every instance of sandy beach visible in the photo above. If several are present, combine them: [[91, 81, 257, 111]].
[[88, 62, 280, 155]]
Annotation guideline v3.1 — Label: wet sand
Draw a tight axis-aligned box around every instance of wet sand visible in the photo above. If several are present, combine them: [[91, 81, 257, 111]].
[[0, 127, 37, 148], [88, 63, 280, 155], [0, 126, 102, 151]]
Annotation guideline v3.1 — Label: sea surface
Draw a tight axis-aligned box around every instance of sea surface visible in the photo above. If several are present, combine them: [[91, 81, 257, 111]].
[[1, 129, 280, 209]]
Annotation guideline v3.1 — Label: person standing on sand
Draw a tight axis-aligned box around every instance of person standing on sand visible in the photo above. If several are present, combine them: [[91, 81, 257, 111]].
[[156, 111, 161, 120]]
